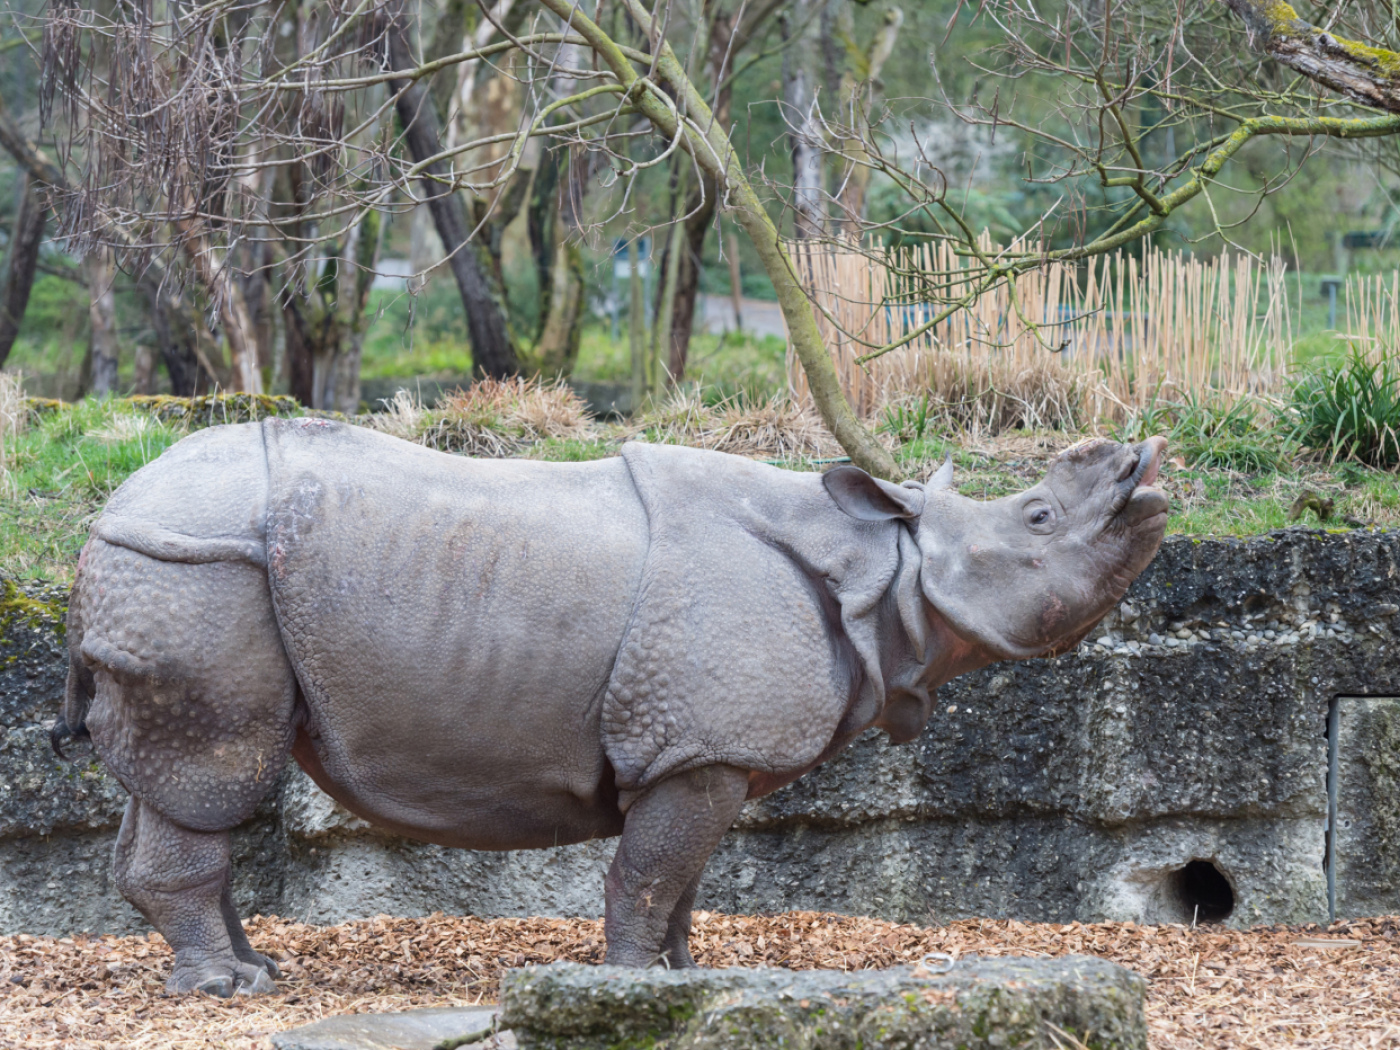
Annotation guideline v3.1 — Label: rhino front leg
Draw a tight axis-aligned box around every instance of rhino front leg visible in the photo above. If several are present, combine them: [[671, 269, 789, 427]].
[[604, 765, 748, 968], [113, 798, 275, 998], [657, 870, 704, 968]]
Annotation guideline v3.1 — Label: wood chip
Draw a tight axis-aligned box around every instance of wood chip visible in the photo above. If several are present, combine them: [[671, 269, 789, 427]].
[[3, 912, 1398, 1049]]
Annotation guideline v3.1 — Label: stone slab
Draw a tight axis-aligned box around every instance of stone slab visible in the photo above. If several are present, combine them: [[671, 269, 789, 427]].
[[499, 958, 1147, 1050], [271, 1006, 501, 1050], [1336, 697, 1400, 918]]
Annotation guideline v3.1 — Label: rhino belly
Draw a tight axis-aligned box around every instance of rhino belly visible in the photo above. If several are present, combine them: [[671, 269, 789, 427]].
[[263, 421, 647, 850]]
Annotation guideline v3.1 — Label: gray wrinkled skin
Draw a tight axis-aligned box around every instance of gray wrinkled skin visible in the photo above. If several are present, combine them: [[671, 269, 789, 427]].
[[62, 419, 1168, 995]]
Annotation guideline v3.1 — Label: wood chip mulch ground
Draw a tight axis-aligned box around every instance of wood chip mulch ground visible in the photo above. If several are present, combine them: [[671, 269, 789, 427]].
[[2, 912, 1397, 1049]]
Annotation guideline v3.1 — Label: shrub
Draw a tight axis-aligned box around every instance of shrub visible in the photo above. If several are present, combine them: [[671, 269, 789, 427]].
[[1288, 348, 1400, 468]]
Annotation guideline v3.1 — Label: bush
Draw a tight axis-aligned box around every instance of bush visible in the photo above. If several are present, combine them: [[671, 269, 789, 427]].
[[1288, 348, 1400, 468]]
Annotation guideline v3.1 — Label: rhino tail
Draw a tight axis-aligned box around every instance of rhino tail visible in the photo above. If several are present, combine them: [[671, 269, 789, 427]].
[[53, 554, 95, 760], [92, 519, 267, 566]]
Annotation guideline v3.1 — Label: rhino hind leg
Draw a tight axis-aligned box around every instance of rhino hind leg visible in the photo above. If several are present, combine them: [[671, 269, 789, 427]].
[[74, 543, 297, 996], [114, 798, 276, 997], [603, 765, 748, 968]]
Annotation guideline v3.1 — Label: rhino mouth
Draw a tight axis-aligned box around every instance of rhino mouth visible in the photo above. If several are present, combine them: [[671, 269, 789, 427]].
[[1121, 436, 1169, 528]]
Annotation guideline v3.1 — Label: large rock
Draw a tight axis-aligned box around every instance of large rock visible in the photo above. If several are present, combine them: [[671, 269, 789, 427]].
[[4, 529, 1400, 933], [499, 958, 1147, 1050], [271, 1006, 500, 1050]]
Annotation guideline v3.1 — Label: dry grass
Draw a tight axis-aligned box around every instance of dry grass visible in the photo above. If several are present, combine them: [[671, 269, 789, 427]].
[[788, 240, 1299, 435], [635, 390, 846, 460], [370, 378, 593, 456], [3, 912, 1397, 1049], [87, 412, 158, 445], [0, 373, 25, 500]]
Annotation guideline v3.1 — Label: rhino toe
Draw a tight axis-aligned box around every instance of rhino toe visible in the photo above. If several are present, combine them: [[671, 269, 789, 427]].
[[235, 967, 277, 996], [195, 975, 235, 998], [168, 959, 278, 998], [236, 949, 281, 980]]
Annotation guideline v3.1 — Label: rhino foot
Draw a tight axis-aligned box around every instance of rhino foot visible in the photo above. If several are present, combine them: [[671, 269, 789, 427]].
[[167, 956, 278, 998]]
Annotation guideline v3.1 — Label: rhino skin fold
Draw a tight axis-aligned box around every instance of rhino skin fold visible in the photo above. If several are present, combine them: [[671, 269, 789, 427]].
[[61, 418, 1169, 996]]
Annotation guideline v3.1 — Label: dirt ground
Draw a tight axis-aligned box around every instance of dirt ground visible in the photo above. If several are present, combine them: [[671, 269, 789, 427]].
[[2, 911, 1397, 1049]]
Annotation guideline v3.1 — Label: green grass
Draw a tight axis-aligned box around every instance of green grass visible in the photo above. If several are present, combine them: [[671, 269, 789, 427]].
[[526, 437, 617, 462], [2, 401, 183, 582], [571, 326, 787, 402]]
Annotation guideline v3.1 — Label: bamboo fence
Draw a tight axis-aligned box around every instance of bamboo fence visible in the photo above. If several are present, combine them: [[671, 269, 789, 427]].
[[786, 238, 1300, 431]]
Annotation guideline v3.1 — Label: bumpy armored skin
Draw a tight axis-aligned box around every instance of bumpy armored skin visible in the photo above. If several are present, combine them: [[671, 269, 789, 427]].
[[64, 419, 1169, 994]]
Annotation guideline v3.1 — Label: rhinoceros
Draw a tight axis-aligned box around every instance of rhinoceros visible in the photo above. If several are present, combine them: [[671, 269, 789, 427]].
[[56, 419, 1168, 996]]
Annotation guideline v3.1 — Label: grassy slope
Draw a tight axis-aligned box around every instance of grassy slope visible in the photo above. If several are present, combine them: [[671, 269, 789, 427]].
[[5, 396, 1400, 587]]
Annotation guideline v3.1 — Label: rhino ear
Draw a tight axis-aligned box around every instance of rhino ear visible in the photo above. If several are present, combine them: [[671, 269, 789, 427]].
[[928, 455, 955, 491], [823, 466, 925, 521]]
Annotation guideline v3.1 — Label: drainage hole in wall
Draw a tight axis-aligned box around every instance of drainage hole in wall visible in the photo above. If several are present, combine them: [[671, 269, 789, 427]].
[[1164, 860, 1235, 924]]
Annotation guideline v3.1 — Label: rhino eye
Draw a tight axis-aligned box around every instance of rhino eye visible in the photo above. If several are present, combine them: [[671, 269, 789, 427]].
[[1024, 501, 1056, 533]]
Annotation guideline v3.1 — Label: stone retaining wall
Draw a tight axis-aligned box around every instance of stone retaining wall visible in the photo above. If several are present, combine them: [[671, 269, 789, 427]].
[[4, 530, 1398, 935]]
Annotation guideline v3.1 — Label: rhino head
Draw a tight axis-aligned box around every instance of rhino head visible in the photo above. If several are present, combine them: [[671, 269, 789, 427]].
[[825, 436, 1169, 664]]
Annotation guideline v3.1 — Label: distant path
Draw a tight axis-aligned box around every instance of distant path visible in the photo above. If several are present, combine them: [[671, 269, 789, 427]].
[[698, 294, 787, 339]]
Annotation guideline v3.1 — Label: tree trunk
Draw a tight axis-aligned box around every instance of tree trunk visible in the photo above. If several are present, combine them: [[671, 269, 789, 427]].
[[782, 0, 827, 238], [180, 232, 263, 393], [727, 231, 744, 333], [534, 236, 584, 377], [527, 149, 561, 341], [132, 342, 157, 394], [834, 7, 904, 235], [629, 240, 646, 407], [146, 285, 207, 396], [0, 175, 46, 368], [283, 298, 316, 407], [84, 251, 119, 396], [666, 169, 721, 381], [387, 20, 521, 378], [652, 173, 687, 388], [284, 209, 383, 413], [329, 208, 383, 413]]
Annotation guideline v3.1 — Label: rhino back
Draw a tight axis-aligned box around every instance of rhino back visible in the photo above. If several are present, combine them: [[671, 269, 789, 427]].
[[262, 420, 646, 849]]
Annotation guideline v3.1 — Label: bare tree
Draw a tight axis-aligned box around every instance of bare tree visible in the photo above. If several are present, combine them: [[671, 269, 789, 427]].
[[779, 0, 1400, 372], [0, 174, 46, 368], [84, 249, 118, 395], [30, 0, 902, 474]]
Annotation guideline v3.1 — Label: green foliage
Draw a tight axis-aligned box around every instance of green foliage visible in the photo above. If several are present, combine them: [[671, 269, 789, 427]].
[[1287, 348, 1400, 468], [528, 437, 616, 461], [881, 395, 935, 443], [360, 283, 474, 379]]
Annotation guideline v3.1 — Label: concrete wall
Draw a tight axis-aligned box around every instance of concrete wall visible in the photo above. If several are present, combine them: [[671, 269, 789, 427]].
[[4, 529, 1398, 935]]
